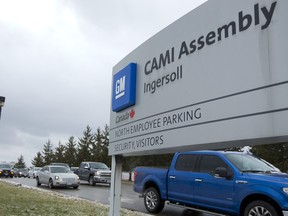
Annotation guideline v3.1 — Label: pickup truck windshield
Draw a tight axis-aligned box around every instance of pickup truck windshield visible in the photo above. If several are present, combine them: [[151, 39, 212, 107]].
[[225, 153, 280, 173], [90, 162, 108, 169]]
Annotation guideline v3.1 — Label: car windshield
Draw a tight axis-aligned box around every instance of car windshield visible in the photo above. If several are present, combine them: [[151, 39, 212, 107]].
[[50, 166, 69, 173], [0, 164, 11, 169], [90, 163, 108, 169], [51, 163, 69, 168], [225, 153, 281, 173]]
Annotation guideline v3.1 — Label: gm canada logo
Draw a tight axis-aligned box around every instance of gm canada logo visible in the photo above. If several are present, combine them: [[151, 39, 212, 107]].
[[112, 63, 137, 112]]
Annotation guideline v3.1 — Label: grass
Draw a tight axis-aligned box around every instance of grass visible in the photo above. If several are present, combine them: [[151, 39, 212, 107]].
[[0, 180, 147, 216]]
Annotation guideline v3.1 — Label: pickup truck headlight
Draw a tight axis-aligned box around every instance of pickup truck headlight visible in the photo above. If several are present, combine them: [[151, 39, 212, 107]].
[[94, 171, 100, 176], [283, 188, 288, 194]]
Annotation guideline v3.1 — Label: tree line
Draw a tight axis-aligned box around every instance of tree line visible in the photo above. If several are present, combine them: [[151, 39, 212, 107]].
[[30, 125, 110, 168], [14, 124, 288, 172], [29, 124, 173, 171]]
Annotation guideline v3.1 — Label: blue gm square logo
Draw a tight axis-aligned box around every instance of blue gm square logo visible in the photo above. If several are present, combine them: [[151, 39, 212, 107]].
[[112, 63, 137, 112]]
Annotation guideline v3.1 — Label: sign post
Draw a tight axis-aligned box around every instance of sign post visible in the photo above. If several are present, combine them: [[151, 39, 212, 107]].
[[109, 155, 123, 216], [109, 0, 288, 215]]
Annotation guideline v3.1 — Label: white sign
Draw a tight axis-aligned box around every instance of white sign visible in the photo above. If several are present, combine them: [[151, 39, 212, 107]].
[[109, 0, 288, 156]]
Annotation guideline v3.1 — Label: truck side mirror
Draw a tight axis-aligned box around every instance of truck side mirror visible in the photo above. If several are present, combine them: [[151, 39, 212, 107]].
[[215, 167, 229, 178], [84, 166, 89, 169]]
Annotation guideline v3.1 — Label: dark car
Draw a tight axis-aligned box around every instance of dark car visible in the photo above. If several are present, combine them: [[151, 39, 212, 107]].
[[13, 168, 19, 177], [18, 168, 29, 178], [0, 163, 14, 178]]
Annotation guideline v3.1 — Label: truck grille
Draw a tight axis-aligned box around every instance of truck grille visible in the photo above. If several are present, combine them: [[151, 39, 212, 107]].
[[100, 172, 111, 177]]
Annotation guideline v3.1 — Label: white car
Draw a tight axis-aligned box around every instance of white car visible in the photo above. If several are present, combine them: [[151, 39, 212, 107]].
[[28, 167, 41, 178], [36, 165, 80, 189]]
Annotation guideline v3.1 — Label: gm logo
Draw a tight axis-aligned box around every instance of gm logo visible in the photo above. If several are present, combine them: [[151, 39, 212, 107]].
[[112, 63, 137, 112]]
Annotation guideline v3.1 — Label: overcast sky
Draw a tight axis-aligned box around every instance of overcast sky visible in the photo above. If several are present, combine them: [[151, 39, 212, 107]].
[[0, 0, 207, 166]]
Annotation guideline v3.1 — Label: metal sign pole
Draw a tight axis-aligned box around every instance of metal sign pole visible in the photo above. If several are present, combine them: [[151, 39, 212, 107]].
[[109, 155, 123, 216]]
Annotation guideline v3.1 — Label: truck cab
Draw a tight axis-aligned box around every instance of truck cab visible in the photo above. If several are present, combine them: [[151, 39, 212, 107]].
[[78, 162, 111, 186]]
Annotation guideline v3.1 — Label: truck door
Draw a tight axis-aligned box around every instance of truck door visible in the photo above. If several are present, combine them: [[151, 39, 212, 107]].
[[193, 155, 234, 211], [78, 163, 86, 179], [167, 154, 198, 204], [82, 162, 90, 180]]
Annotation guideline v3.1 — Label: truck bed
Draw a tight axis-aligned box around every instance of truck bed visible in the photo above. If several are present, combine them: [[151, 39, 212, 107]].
[[133, 166, 169, 199]]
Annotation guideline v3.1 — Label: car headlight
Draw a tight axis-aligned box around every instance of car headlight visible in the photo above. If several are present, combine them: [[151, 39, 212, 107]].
[[76, 176, 79, 180], [55, 176, 60, 180], [94, 171, 100, 176]]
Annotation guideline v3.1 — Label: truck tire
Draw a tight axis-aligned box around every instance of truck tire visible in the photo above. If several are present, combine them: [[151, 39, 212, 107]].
[[89, 175, 96, 186], [244, 200, 279, 216], [144, 187, 165, 213]]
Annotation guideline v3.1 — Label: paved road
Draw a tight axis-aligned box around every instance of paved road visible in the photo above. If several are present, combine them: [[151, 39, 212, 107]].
[[7, 177, 209, 216]]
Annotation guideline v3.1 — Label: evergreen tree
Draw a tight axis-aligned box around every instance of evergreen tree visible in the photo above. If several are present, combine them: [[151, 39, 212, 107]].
[[76, 125, 94, 165], [31, 151, 44, 167], [42, 139, 54, 165], [101, 124, 110, 167], [64, 136, 78, 167], [14, 155, 26, 168], [91, 127, 102, 161], [252, 143, 288, 172], [53, 141, 66, 163]]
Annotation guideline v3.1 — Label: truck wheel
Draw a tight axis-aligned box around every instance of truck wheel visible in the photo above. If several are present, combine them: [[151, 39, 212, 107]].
[[144, 187, 165, 213], [89, 175, 96, 186], [244, 200, 278, 216]]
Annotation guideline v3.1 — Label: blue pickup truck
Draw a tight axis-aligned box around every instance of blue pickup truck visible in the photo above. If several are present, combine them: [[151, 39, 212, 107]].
[[133, 150, 288, 216]]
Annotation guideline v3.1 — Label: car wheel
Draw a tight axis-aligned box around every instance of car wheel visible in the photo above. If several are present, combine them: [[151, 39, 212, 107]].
[[73, 186, 79, 189], [244, 200, 278, 216], [48, 179, 54, 189], [144, 187, 165, 213], [89, 175, 95, 186], [36, 177, 41, 186]]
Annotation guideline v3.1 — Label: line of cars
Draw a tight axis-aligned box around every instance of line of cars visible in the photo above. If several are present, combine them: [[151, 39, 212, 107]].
[[0, 163, 42, 179], [35, 161, 112, 189], [1, 161, 112, 190]]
